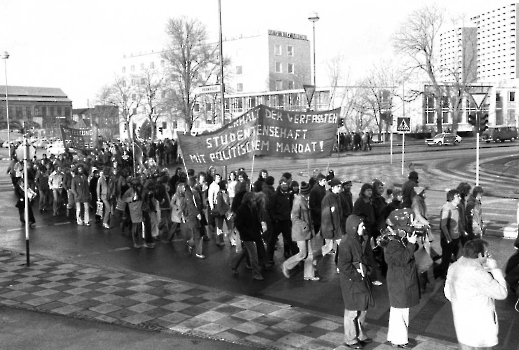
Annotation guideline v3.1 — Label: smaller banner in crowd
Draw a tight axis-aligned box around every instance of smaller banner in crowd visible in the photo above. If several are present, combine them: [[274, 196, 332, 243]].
[[60, 125, 94, 150], [178, 105, 341, 168]]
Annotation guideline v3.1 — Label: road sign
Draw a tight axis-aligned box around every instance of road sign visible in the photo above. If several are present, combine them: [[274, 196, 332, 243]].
[[396, 117, 411, 132], [303, 84, 316, 108], [194, 84, 222, 95]]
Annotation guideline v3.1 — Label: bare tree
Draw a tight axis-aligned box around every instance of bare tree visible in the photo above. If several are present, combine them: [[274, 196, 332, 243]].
[[162, 16, 221, 131], [393, 4, 446, 133], [139, 68, 167, 140], [96, 75, 144, 141]]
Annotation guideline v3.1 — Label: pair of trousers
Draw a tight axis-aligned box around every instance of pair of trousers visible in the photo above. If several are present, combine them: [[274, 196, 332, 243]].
[[387, 307, 409, 345], [75, 202, 89, 224], [343, 309, 368, 344], [52, 189, 62, 214], [267, 219, 296, 260], [183, 224, 202, 255], [230, 240, 262, 278], [66, 190, 75, 209], [283, 239, 315, 278], [439, 237, 460, 278], [322, 238, 341, 257], [101, 198, 111, 224]]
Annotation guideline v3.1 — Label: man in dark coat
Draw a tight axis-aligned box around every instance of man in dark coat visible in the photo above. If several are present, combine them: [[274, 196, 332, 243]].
[[321, 178, 343, 256], [309, 174, 327, 234], [401, 171, 419, 208], [267, 177, 295, 261], [338, 214, 374, 348]]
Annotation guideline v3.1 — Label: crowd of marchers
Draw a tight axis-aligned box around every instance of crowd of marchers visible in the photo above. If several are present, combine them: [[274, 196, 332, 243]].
[[6, 145, 519, 349]]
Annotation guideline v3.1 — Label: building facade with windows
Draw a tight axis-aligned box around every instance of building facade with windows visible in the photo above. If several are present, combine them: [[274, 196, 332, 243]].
[[439, 27, 478, 83], [0, 85, 73, 136], [471, 3, 519, 81]]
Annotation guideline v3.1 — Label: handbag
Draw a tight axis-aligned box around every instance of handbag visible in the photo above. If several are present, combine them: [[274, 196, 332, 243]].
[[96, 200, 104, 217], [414, 246, 434, 274]]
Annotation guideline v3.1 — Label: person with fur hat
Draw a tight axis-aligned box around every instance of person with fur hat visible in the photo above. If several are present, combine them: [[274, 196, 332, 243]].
[[282, 181, 319, 281], [384, 223, 420, 348], [338, 214, 375, 348], [321, 178, 344, 258]]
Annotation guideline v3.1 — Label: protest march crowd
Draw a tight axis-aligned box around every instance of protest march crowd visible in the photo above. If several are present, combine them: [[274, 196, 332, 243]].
[[6, 138, 519, 350]]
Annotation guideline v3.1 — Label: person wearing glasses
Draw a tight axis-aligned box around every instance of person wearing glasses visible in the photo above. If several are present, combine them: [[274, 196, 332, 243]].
[[445, 239, 507, 350], [437, 190, 462, 279]]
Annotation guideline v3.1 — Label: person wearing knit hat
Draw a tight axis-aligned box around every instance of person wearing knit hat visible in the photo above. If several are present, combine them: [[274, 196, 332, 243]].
[[338, 214, 374, 347], [265, 176, 275, 186], [282, 172, 292, 181], [299, 181, 311, 195], [328, 178, 341, 188], [282, 180, 319, 281], [326, 170, 335, 181]]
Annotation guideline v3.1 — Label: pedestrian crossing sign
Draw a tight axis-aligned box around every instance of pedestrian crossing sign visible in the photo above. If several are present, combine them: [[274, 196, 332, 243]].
[[397, 117, 411, 132]]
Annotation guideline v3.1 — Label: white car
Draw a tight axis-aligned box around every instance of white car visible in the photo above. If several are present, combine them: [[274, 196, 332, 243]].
[[425, 133, 462, 146], [46, 142, 75, 156], [33, 139, 49, 148]]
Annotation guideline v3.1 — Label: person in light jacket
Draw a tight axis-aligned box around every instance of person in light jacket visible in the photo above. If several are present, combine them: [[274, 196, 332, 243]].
[[444, 239, 507, 350], [282, 181, 318, 281]]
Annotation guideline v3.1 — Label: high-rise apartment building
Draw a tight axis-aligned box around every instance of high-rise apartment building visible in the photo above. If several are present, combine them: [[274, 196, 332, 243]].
[[470, 3, 519, 81], [439, 27, 478, 83]]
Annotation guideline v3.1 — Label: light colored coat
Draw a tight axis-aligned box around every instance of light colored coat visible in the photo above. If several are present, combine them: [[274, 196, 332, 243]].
[[444, 257, 508, 348]]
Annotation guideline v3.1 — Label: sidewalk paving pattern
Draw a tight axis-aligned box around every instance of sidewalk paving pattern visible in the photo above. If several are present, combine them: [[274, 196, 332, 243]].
[[0, 249, 462, 350]]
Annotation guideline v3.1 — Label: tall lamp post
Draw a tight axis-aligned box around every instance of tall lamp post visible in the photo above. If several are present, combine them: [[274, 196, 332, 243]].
[[308, 12, 319, 111], [1, 51, 10, 158]]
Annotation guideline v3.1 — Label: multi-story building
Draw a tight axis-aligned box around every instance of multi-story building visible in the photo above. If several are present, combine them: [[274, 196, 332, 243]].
[[118, 29, 312, 139], [439, 27, 478, 83], [0, 85, 73, 137], [471, 3, 519, 81]]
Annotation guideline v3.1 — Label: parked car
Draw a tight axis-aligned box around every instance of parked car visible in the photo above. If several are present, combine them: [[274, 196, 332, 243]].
[[32, 138, 49, 148], [425, 133, 461, 146], [481, 126, 517, 143], [46, 142, 75, 156], [2, 140, 21, 148]]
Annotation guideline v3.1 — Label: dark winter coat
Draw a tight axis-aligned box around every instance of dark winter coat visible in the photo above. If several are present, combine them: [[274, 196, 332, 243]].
[[338, 215, 375, 311], [71, 174, 90, 203], [267, 187, 292, 222], [235, 204, 262, 242], [320, 190, 343, 239], [352, 196, 376, 237], [384, 238, 420, 309], [309, 184, 326, 226], [339, 190, 353, 231]]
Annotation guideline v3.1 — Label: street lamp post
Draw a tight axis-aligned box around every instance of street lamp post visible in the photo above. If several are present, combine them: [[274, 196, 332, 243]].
[[1, 51, 10, 158], [308, 12, 319, 111]]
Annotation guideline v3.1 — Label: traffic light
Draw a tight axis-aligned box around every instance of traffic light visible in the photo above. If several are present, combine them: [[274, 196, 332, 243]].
[[479, 114, 489, 133], [468, 114, 477, 126], [159, 127, 163, 134], [339, 118, 344, 127]]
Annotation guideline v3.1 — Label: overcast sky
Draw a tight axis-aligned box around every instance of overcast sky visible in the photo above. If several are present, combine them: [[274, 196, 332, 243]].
[[0, 0, 513, 107]]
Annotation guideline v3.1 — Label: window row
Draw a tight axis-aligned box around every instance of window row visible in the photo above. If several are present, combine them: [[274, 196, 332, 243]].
[[122, 60, 165, 73], [275, 62, 295, 74], [274, 44, 294, 56]]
